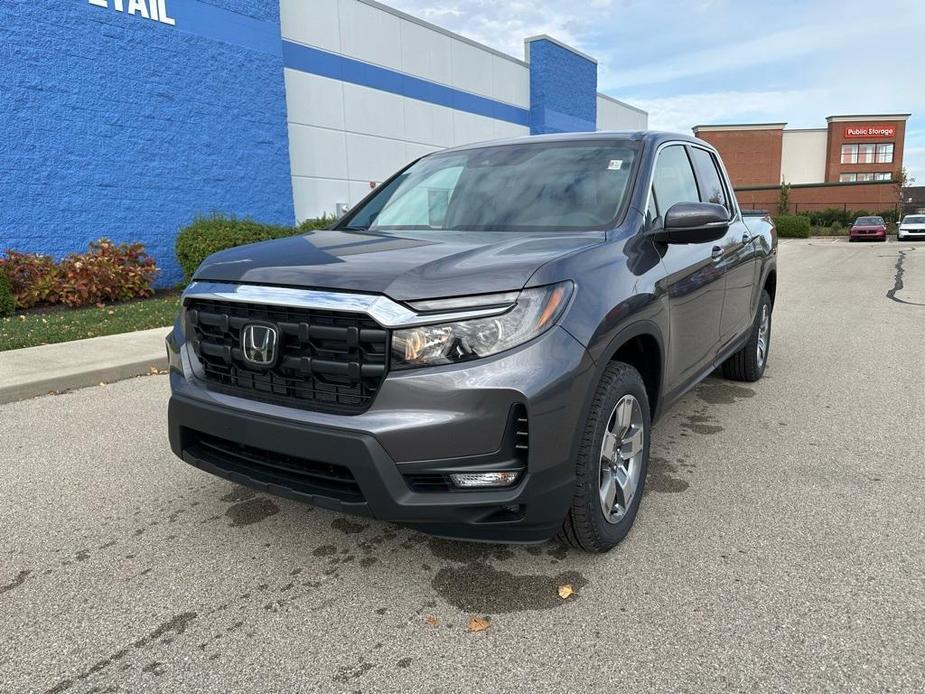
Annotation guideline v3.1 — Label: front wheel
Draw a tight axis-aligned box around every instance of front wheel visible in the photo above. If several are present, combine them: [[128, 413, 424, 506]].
[[721, 289, 772, 382], [557, 362, 651, 553]]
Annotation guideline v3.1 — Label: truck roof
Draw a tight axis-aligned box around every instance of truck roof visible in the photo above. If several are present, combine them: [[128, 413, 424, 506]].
[[438, 130, 707, 155]]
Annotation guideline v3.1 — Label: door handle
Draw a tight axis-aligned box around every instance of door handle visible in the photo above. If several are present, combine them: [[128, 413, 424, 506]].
[[711, 246, 723, 260]]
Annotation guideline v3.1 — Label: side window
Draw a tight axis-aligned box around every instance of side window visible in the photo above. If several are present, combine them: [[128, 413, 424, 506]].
[[688, 147, 730, 212], [652, 146, 700, 219]]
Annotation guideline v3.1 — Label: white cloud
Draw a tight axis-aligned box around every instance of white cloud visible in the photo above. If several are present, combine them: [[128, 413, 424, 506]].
[[607, 23, 866, 89], [627, 89, 824, 133], [386, 0, 608, 58]]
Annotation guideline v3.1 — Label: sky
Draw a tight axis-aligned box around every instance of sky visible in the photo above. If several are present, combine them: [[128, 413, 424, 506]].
[[387, 0, 925, 184]]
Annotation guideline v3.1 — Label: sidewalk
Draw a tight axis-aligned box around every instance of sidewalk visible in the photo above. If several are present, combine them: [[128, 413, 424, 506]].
[[0, 326, 171, 404]]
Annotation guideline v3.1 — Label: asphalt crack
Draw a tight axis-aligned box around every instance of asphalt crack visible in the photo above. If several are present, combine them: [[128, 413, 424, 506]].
[[887, 248, 924, 306]]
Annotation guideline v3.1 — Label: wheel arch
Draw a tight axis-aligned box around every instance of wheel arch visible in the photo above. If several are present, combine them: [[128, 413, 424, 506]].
[[763, 268, 777, 307], [596, 320, 666, 422]]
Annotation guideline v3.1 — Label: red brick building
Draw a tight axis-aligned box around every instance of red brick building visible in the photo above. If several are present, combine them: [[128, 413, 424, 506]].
[[693, 114, 910, 213]]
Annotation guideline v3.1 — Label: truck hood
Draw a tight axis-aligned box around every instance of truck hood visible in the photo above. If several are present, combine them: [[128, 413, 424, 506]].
[[192, 229, 604, 300]]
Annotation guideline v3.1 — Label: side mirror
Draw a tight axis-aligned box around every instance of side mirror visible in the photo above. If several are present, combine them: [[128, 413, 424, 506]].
[[653, 202, 730, 243]]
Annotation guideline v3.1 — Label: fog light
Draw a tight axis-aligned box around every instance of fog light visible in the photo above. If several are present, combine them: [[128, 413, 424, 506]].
[[449, 471, 521, 488]]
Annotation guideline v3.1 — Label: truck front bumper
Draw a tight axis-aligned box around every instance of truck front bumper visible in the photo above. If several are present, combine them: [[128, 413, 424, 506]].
[[167, 325, 595, 542]]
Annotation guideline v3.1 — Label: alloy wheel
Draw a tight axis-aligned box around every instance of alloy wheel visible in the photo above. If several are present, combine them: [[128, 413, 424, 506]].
[[756, 304, 770, 368], [599, 394, 645, 524]]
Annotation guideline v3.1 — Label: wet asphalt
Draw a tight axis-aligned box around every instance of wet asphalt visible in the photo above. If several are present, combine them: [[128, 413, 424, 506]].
[[1, 238, 923, 693]]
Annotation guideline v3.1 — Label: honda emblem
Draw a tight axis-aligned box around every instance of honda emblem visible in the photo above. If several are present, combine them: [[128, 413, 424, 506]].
[[241, 323, 278, 366]]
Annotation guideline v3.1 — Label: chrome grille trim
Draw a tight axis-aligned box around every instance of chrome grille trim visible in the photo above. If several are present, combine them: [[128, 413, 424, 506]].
[[182, 281, 515, 328]]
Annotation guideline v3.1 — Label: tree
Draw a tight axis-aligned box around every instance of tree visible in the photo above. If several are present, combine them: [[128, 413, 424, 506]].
[[893, 167, 915, 217], [777, 179, 791, 215]]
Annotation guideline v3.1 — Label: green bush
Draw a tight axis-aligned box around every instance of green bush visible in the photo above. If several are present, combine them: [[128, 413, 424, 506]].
[[297, 214, 337, 232], [175, 215, 299, 282], [0, 269, 14, 318], [175, 214, 336, 282], [800, 207, 898, 228], [773, 214, 811, 238]]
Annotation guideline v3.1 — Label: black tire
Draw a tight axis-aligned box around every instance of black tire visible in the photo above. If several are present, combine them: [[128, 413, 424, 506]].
[[721, 289, 772, 382], [557, 362, 651, 553]]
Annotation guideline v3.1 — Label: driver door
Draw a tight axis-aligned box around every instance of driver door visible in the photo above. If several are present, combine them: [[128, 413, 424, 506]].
[[650, 145, 726, 395]]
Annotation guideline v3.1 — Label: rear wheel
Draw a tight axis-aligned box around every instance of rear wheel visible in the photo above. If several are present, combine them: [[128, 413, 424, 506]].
[[557, 362, 650, 553], [721, 290, 772, 382]]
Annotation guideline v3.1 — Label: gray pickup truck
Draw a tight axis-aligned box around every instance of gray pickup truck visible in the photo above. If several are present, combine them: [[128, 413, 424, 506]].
[[167, 131, 777, 553]]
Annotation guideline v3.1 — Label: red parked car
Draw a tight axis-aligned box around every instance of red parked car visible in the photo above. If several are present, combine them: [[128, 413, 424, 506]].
[[849, 216, 887, 242]]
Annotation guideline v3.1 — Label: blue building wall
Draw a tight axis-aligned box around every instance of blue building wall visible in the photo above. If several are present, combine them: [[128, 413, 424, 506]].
[[527, 37, 598, 135], [0, 0, 294, 286]]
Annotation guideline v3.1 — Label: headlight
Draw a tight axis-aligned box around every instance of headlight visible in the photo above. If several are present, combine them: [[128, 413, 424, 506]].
[[391, 282, 573, 369]]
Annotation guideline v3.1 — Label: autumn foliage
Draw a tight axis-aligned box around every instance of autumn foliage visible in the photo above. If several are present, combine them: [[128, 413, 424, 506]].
[[0, 239, 158, 309]]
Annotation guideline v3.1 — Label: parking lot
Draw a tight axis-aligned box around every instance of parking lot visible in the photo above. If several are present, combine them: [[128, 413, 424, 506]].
[[1, 238, 923, 693]]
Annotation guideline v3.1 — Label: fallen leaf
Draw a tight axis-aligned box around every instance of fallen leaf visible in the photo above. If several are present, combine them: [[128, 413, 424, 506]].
[[558, 584, 574, 600], [148, 366, 159, 375], [467, 616, 490, 632], [424, 615, 438, 628]]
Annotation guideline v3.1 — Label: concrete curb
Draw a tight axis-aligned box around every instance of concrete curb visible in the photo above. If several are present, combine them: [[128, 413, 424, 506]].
[[0, 326, 171, 405]]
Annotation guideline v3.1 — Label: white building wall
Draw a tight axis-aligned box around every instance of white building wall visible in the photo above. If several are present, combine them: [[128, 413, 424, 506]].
[[780, 129, 828, 184], [596, 94, 648, 131], [280, 0, 531, 221]]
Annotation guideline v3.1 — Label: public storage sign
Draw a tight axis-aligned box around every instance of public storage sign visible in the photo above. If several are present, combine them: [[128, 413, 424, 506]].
[[88, 0, 176, 26], [844, 125, 896, 139]]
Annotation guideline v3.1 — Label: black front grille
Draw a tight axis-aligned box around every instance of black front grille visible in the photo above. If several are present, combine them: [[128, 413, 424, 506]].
[[188, 432, 364, 503], [186, 298, 389, 414]]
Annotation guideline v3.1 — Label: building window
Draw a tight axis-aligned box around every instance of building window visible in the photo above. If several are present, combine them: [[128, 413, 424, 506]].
[[857, 173, 874, 182], [840, 173, 856, 182], [874, 172, 892, 181], [841, 143, 894, 164], [857, 144, 875, 164]]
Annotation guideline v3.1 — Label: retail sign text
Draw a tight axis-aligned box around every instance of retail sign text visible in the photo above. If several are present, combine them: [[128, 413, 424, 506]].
[[844, 126, 895, 139], [88, 0, 176, 26]]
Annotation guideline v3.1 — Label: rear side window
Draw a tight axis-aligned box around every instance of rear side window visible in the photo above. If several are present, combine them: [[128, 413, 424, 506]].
[[689, 147, 730, 212], [652, 145, 699, 218]]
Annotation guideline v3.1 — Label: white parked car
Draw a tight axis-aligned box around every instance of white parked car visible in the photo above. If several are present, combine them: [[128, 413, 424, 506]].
[[898, 214, 925, 240]]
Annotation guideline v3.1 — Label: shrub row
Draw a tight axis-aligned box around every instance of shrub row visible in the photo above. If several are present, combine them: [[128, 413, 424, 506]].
[[772, 214, 811, 238], [175, 214, 335, 282], [796, 207, 897, 227], [0, 240, 158, 310]]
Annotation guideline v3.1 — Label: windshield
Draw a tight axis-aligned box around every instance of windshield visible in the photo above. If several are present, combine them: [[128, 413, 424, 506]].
[[904, 216, 925, 224], [855, 216, 885, 225], [340, 141, 639, 232]]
